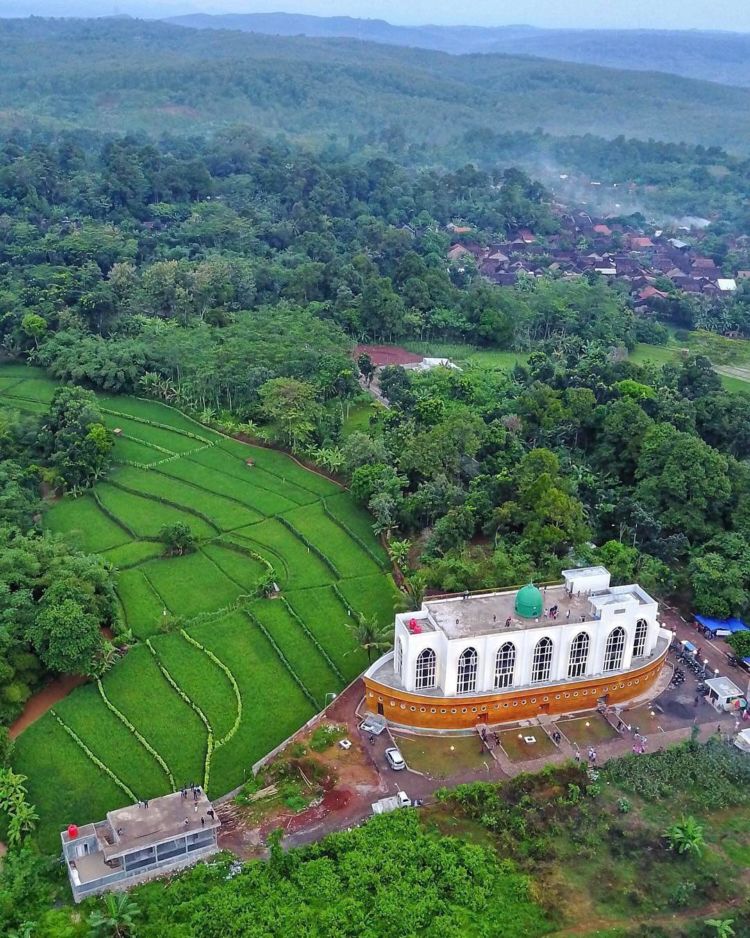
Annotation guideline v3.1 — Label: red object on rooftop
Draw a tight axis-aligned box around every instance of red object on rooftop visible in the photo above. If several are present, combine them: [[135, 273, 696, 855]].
[[67, 824, 79, 839], [407, 618, 422, 634]]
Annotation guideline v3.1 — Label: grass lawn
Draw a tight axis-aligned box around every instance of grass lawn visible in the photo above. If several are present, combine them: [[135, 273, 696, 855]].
[[103, 646, 207, 788], [57, 682, 172, 799], [631, 336, 750, 392], [200, 542, 267, 591], [194, 611, 315, 793], [44, 493, 131, 553], [1, 375, 60, 402], [95, 483, 218, 540], [100, 540, 164, 568], [233, 519, 335, 590], [116, 567, 166, 637], [403, 340, 525, 371], [214, 437, 339, 498], [151, 631, 238, 742], [555, 714, 619, 748], [111, 465, 262, 531], [159, 456, 297, 516], [285, 585, 368, 675], [284, 502, 382, 578], [12, 714, 127, 853], [100, 413, 199, 453], [112, 435, 167, 466], [97, 395, 221, 437], [188, 445, 318, 506], [337, 573, 397, 625], [141, 552, 244, 619], [3, 367, 395, 846], [251, 599, 343, 704], [392, 733, 495, 779], [629, 342, 680, 367], [341, 398, 383, 438], [323, 492, 389, 565], [498, 726, 558, 762]]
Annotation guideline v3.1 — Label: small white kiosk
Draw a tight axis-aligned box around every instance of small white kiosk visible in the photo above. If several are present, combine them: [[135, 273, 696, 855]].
[[704, 676, 746, 713]]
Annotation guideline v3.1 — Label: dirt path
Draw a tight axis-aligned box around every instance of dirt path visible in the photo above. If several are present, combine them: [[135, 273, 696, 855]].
[[548, 895, 747, 936], [9, 674, 87, 739]]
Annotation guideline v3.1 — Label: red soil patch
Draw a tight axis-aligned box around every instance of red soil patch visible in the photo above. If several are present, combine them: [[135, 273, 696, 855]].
[[9, 674, 88, 739], [322, 787, 352, 811], [355, 344, 423, 367]]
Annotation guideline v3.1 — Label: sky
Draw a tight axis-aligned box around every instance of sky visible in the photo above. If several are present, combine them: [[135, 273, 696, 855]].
[[1, 0, 750, 31]]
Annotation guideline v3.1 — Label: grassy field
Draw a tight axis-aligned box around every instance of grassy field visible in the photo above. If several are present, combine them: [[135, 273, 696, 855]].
[[0, 364, 394, 848], [632, 329, 750, 392], [402, 341, 526, 371], [392, 733, 494, 779]]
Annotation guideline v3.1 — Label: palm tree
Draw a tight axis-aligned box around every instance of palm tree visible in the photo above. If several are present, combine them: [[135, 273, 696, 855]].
[[88, 893, 140, 938], [394, 572, 428, 612], [705, 920, 735, 938], [348, 613, 391, 662], [664, 815, 705, 856]]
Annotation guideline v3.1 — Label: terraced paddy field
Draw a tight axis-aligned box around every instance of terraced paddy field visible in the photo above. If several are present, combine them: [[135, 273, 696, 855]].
[[0, 363, 395, 849]]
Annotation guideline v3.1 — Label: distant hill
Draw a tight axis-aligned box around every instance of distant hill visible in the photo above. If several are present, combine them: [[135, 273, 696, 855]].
[[166, 13, 750, 88], [3, 17, 750, 154]]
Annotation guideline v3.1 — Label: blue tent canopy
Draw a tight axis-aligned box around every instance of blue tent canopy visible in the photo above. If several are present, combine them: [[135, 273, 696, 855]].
[[695, 615, 750, 636]]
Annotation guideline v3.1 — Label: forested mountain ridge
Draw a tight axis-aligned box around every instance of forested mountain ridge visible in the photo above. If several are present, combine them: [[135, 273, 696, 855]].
[[4, 18, 750, 151], [167, 14, 750, 89]]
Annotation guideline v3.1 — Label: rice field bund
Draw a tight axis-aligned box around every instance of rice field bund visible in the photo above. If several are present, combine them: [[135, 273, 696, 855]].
[[0, 364, 394, 849]]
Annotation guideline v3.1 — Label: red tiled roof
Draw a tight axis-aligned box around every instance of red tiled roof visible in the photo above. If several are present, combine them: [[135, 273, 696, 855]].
[[639, 286, 669, 301]]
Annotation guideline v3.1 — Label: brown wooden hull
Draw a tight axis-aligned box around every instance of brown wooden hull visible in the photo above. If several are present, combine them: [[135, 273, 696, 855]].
[[363, 644, 668, 729]]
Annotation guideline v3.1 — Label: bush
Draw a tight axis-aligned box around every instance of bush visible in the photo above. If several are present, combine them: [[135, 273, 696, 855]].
[[309, 723, 345, 752], [159, 522, 196, 557]]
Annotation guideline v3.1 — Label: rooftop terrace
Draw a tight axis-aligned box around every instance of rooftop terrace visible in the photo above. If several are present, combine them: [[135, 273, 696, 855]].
[[102, 791, 219, 859], [423, 586, 588, 640]]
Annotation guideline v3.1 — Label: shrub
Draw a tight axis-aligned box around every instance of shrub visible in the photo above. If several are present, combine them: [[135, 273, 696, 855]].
[[309, 723, 345, 752], [159, 522, 196, 557]]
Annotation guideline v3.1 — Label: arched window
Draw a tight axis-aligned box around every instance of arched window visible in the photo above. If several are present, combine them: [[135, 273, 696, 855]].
[[415, 648, 436, 689], [633, 619, 648, 658], [603, 627, 626, 672], [531, 637, 553, 683], [395, 637, 404, 676], [567, 632, 590, 678], [495, 642, 516, 689], [457, 647, 478, 694]]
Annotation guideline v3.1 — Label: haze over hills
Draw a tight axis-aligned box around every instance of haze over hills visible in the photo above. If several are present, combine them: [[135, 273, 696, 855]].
[[2, 16, 750, 154], [166, 12, 750, 88]]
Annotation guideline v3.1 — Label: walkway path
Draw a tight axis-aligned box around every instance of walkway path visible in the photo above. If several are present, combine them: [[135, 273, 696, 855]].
[[9, 674, 87, 739]]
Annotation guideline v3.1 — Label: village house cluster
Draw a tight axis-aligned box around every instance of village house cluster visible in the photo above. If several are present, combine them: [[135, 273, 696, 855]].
[[447, 213, 747, 308]]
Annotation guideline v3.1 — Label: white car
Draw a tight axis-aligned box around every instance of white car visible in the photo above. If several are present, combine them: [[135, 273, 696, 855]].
[[384, 746, 406, 771]]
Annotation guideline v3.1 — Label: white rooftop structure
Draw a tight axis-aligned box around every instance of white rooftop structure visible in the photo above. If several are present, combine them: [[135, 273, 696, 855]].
[[368, 566, 671, 699]]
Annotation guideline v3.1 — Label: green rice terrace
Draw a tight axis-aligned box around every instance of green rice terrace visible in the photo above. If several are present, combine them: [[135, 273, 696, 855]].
[[0, 363, 393, 850]]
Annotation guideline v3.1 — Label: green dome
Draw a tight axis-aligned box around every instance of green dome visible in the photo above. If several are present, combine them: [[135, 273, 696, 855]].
[[515, 583, 543, 619]]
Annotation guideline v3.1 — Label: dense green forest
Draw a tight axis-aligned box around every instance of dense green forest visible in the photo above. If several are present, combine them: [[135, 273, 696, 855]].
[[168, 15, 750, 89], [2, 16, 750, 935], [3, 18, 750, 150], [1, 124, 750, 721], [5, 742, 750, 936]]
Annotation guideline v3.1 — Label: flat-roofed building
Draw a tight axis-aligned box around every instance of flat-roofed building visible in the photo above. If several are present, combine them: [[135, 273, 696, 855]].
[[363, 567, 671, 729], [61, 790, 220, 902]]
